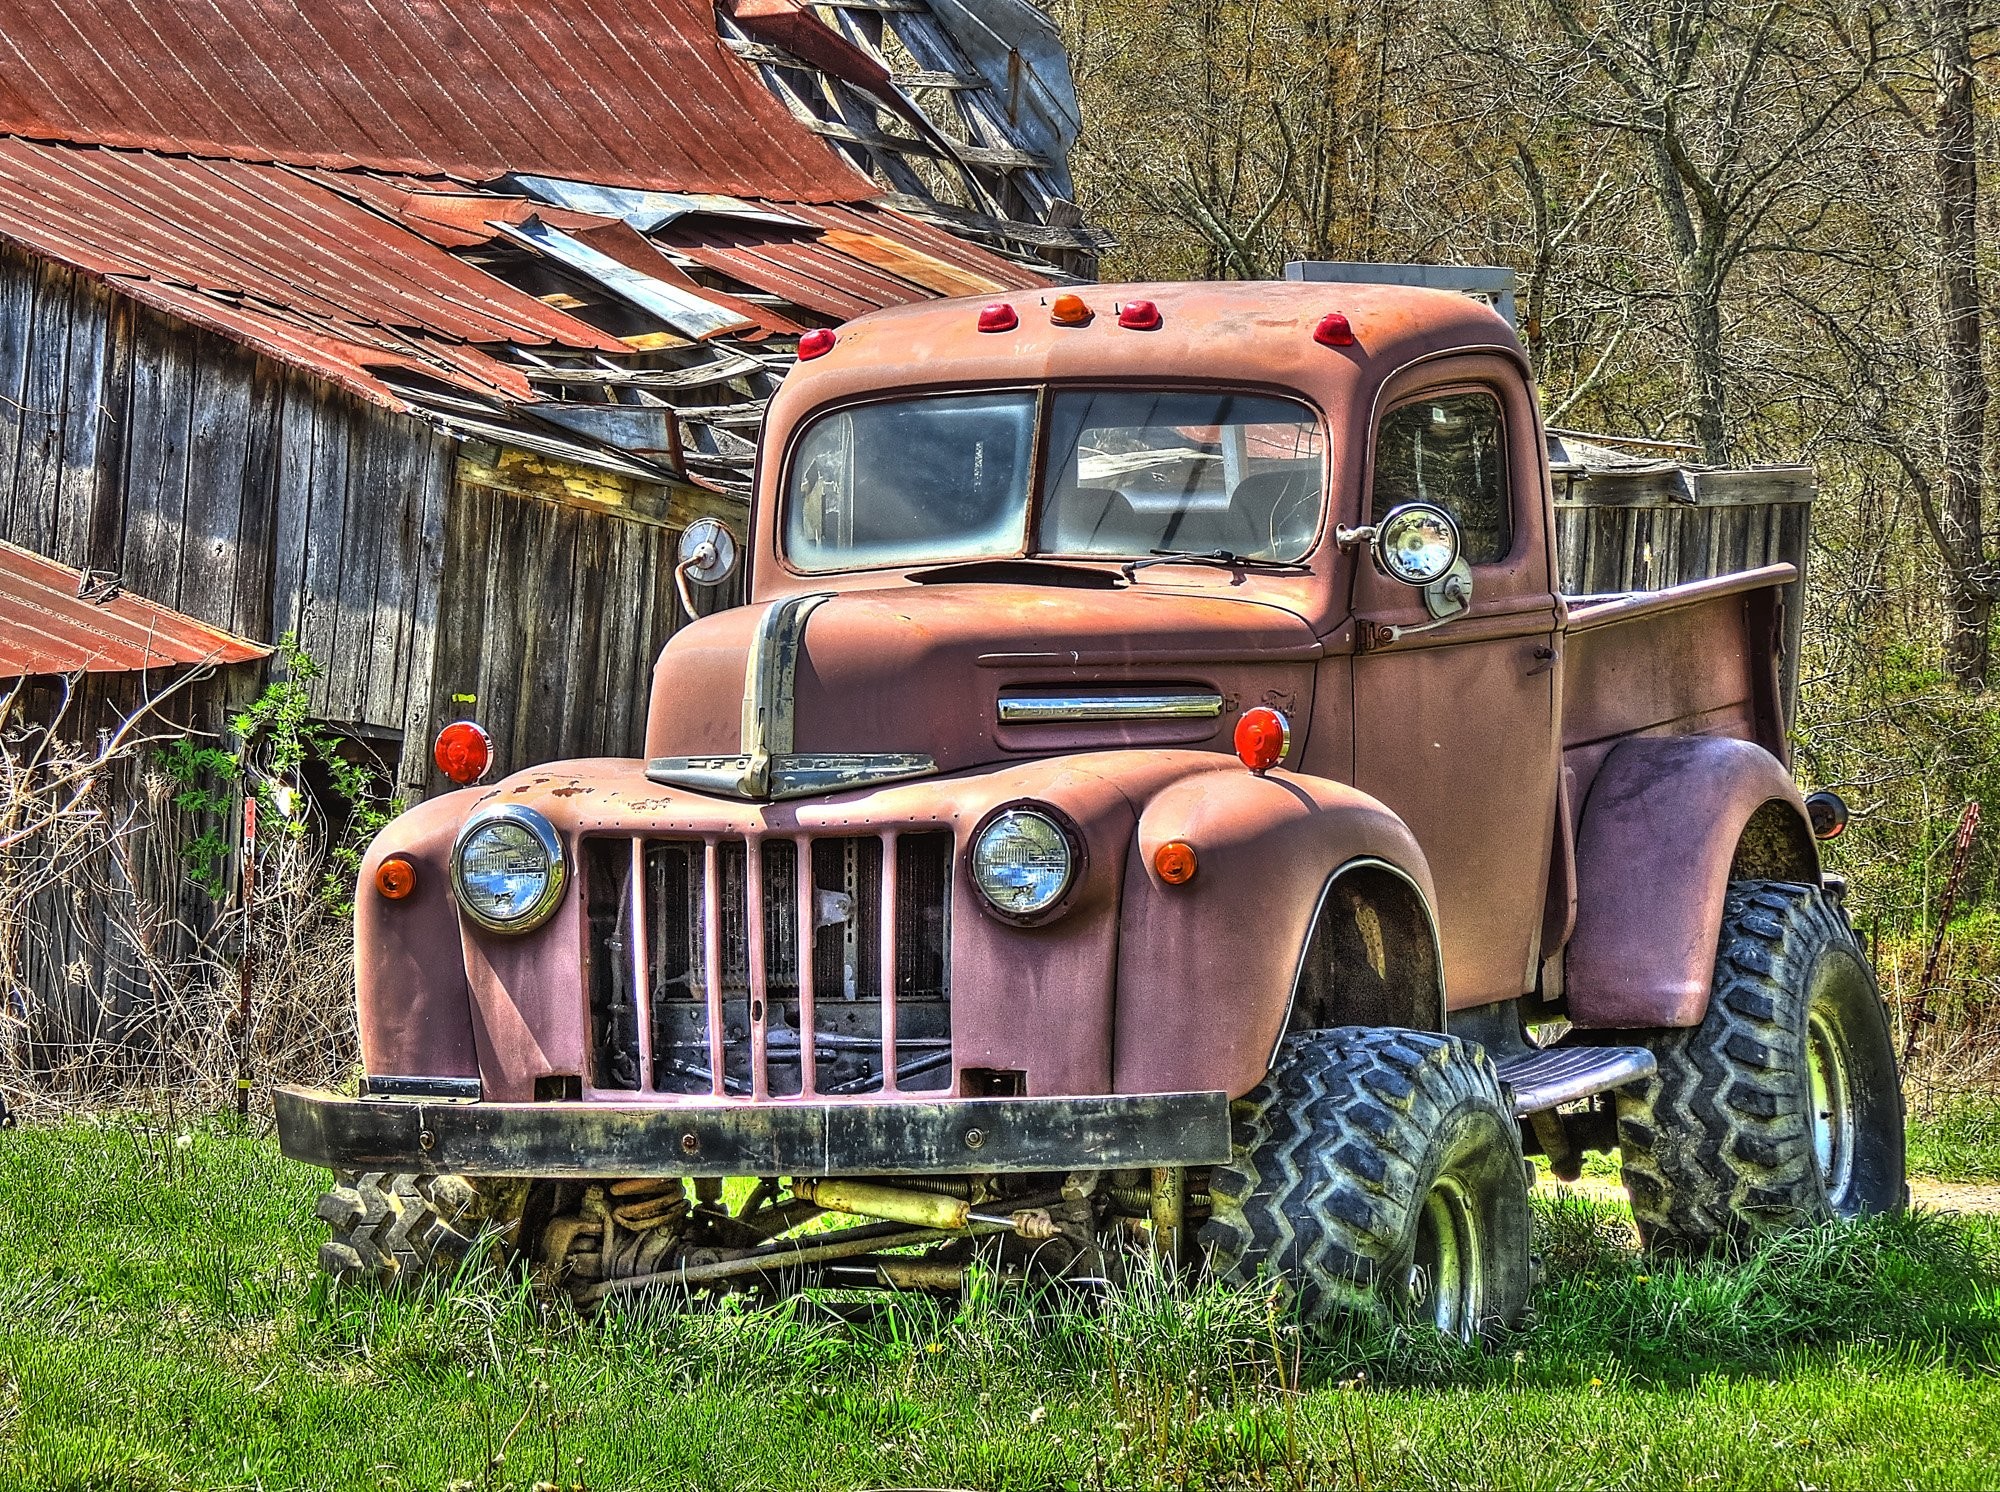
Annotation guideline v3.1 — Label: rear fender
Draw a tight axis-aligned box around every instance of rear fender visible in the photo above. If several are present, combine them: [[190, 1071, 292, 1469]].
[[356, 789, 485, 1081], [1112, 769, 1439, 1098], [1566, 735, 1817, 1028]]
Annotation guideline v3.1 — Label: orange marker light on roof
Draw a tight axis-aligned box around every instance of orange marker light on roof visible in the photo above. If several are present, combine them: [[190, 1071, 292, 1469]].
[[375, 856, 417, 900], [1314, 312, 1356, 347], [977, 302, 1019, 333], [1154, 839, 1198, 885], [1117, 299, 1162, 331], [797, 327, 837, 359], [1050, 293, 1093, 326], [1234, 707, 1291, 774], [434, 720, 493, 785]]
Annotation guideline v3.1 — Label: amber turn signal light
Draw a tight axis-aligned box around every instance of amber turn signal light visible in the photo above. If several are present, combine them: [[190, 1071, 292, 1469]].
[[1234, 707, 1291, 774], [434, 719, 493, 785], [1050, 292, 1092, 326], [375, 856, 417, 900], [1154, 840, 1198, 885]]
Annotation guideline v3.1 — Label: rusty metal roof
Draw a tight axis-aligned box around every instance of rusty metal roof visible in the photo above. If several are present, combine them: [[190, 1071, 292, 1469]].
[[0, 0, 873, 202], [0, 540, 270, 678], [0, 142, 627, 351], [659, 201, 1044, 321]]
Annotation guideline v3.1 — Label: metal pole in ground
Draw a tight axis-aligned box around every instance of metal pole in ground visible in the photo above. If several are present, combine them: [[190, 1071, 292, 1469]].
[[1906, 800, 1980, 1063], [237, 792, 256, 1120]]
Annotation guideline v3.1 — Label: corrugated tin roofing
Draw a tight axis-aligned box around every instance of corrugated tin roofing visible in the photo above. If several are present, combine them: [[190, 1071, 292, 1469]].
[[660, 201, 1044, 321], [0, 0, 873, 202], [0, 142, 627, 352], [0, 539, 270, 678]]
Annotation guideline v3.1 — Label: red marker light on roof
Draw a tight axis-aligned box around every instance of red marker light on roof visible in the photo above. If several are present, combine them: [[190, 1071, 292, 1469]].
[[434, 720, 493, 785], [977, 302, 1019, 333], [1234, 707, 1290, 774], [1314, 312, 1356, 347], [797, 328, 837, 360], [1117, 299, 1162, 331]]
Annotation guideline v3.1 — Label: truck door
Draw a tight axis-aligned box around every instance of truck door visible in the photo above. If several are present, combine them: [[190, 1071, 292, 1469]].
[[1347, 359, 1559, 1009]]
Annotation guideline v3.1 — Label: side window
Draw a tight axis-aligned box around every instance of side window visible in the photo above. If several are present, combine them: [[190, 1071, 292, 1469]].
[[1370, 391, 1512, 565]]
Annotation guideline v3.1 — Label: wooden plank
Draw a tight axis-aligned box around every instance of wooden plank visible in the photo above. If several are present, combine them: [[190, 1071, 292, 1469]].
[[395, 430, 454, 791], [173, 339, 255, 628], [511, 493, 581, 769], [269, 373, 321, 643], [426, 470, 499, 793], [0, 250, 38, 543], [232, 352, 287, 641], [325, 410, 392, 723], [9, 257, 78, 556], [117, 307, 197, 604], [294, 393, 352, 713], [557, 511, 612, 758], [50, 271, 110, 571], [81, 292, 136, 576], [359, 411, 427, 730]]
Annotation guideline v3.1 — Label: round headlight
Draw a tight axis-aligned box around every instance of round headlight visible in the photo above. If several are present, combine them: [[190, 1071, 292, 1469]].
[[451, 805, 565, 933], [970, 807, 1078, 920]]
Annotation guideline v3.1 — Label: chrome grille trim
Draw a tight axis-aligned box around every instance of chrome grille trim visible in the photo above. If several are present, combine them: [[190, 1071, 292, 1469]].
[[584, 831, 953, 1101], [997, 690, 1224, 723]]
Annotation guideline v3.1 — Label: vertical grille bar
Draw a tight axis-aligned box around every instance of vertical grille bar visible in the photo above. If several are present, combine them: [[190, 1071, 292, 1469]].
[[794, 835, 816, 1097], [877, 830, 899, 1095], [701, 837, 725, 1098], [746, 834, 770, 1100], [627, 837, 654, 1094]]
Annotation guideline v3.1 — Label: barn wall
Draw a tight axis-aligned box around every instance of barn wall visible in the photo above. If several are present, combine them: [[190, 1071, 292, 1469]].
[[0, 242, 453, 756], [422, 448, 743, 795]]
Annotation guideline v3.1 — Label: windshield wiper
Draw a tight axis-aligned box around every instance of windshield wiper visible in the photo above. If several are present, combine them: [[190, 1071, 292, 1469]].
[[1121, 549, 1312, 582]]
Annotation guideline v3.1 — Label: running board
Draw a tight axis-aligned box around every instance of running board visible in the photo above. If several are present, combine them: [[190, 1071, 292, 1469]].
[[1494, 1046, 1656, 1117]]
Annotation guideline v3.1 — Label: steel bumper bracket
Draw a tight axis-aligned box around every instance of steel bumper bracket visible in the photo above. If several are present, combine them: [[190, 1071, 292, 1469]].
[[275, 1086, 1234, 1178]]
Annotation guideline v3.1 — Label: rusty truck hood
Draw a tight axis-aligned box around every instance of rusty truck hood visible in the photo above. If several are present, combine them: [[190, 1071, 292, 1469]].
[[643, 580, 1323, 785]]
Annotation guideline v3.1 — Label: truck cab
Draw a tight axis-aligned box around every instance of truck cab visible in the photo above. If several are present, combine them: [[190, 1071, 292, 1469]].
[[279, 280, 1903, 1333]]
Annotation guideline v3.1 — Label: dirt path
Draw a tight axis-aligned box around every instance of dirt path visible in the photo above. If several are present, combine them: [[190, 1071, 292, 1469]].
[[1542, 1174, 2000, 1214]]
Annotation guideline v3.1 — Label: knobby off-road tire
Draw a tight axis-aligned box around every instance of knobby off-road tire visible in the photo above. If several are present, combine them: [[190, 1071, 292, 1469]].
[[1616, 879, 1905, 1255], [1200, 1027, 1532, 1337], [315, 1171, 487, 1288]]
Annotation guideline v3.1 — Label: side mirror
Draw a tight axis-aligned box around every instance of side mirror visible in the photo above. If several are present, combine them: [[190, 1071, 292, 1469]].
[[1334, 503, 1473, 642], [674, 517, 739, 617], [1374, 503, 1461, 586]]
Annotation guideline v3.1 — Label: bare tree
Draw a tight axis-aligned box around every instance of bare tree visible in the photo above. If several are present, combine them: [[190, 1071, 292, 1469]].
[[1538, 0, 1888, 462]]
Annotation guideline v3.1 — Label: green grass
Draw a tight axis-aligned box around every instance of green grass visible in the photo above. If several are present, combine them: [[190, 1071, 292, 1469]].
[[2, 1117, 1999, 1490], [1909, 1091, 2000, 1182]]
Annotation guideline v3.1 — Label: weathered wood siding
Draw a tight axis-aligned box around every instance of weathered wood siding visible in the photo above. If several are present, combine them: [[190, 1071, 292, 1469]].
[[1554, 465, 1813, 729], [422, 454, 716, 794], [0, 242, 453, 752]]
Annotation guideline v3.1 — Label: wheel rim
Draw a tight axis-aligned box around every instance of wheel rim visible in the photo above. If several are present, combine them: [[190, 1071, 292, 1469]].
[[1408, 1174, 1482, 1341], [1806, 1003, 1856, 1205]]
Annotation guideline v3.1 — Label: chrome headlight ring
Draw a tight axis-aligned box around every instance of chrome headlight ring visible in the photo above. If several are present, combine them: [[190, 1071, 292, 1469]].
[[450, 803, 567, 934], [968, 802, 1085, 924]]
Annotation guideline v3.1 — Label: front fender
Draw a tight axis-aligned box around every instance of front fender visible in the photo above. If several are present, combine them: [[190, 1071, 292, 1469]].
[[1566, 735, 1817, 1029], [356, 788, 486, 1082], [1111, 768, 1437, 1098]]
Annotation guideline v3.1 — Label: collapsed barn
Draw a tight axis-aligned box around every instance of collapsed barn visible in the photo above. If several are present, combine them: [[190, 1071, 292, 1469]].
[[0, 0, 1097, 1062]]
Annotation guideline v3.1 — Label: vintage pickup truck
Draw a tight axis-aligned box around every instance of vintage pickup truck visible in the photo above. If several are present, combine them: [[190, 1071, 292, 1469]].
[[276, 279, 1901, 1337]]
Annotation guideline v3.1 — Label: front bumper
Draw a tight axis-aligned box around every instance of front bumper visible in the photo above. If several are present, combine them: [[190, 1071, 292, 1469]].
[[275, 1086, 1233, 1179]]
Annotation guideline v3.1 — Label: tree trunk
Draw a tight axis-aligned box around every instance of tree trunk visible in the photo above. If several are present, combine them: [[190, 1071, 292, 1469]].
[[1934, 0, 1991, 688]]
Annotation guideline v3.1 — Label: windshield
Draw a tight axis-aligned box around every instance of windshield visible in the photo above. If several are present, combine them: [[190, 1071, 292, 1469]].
[[783, 388, 1324, 573]]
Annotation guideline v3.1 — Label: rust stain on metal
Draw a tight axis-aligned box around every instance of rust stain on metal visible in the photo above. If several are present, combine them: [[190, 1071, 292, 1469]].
[[0, 539, 269, 678], [0, 0, 874, 201]]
